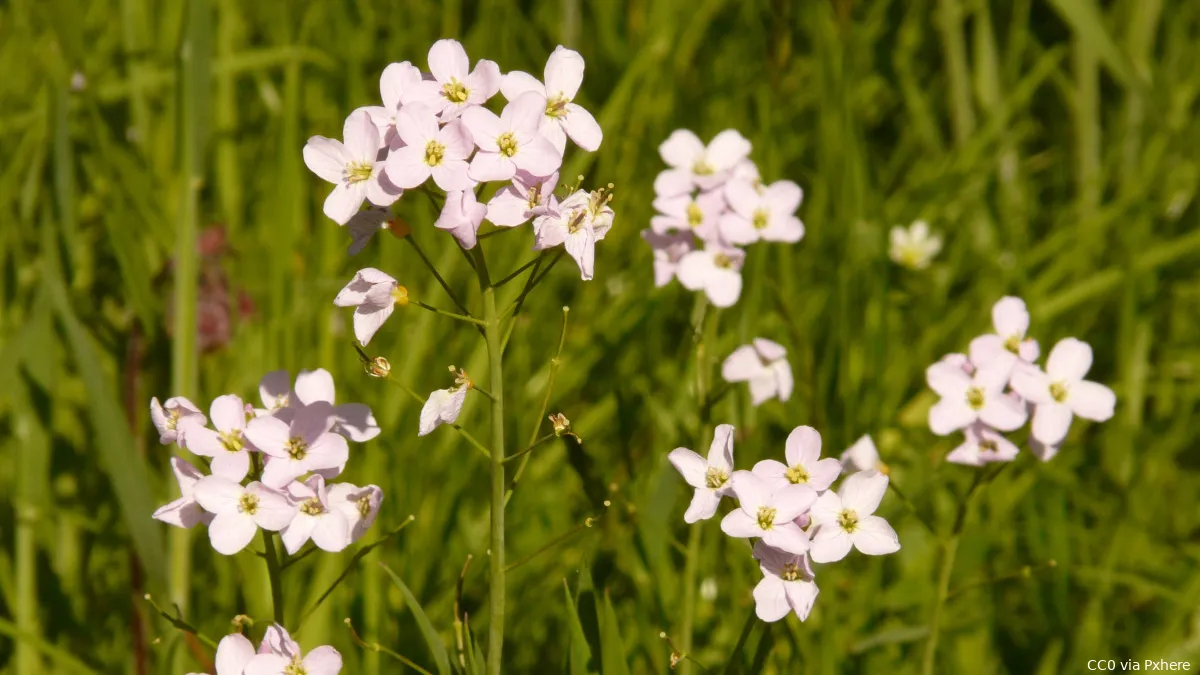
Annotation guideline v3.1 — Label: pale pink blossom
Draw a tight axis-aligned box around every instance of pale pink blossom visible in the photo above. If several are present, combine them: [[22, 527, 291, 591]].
[[968, 297, 1040, 377], [641, 229, 694, 287], [532, 188, 614, 281], [676, 244, 745, 308], [722, 338, 793, 405], [292, 368, 381, 443], [718, 179, 805, 245], [1011, 338, 1116, 445], [363, 61, 440, 147], [194, 478, 295, 555], [426, 39, 501, 120], [436, 189, 488, 249], [327, 483, 383, 545], [655, 129, 752, 196], [281, 476, 350, 554], [751, 542, 819, 622], [500, 46, 603, 153], [245, 624, 342, 675], [186, 633, 255, 675], [333, 268, 405, 346], [150, 396, 205, 445], [946, 422, 1020, 466], [667, 424, 736, 523], [303, 109, 398, 225], [245, 402, 350, 488], [153, 457, 212, 529], [182, 394, 255, 482], [809, 471, 900, 563], [753, 426, 842, 492], [385, 103, 474, 191], [463, 91, 562, 182], [839, 435, 884, 474], [650, 189, 724, 241], [486, 171, 558, 227], [720, 471, 816, 555], [926, 361, 1027, 435]]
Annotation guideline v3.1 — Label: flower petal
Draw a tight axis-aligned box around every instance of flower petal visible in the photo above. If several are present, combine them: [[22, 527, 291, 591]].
[[303, 137, 348, 184], [658, 129, 704, 168], [668, 448, 707, 488], [295, 369, 336, 406], [215, 634, 256, 675], [1032, 402, 1074, 445], [1069, 380, 1116, 421], [979, 392, 1028, 431], [850, 515, 901, 555], [752, 576, 791, 622], [839, 470, 887, 516], [809, 527, 853, 563], [1046, 337, 1093, 382], [992, 296, 1030, 337], [720, 509, 760, 538], [545, 46, 584, 100], [706, 424, 735, 472], [428, 39, 469, 83], [683, 489, 721, 524], [563, 104, 602, 151], [208, 512, 257, 555], [785, 425, 822, 468]]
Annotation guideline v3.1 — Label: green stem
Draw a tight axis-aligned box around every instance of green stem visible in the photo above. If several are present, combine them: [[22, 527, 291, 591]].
[[407, 236, 471, 316], [504, 306, 569, 505], [379, 376, 491, 459], [345, 618, 435, 675], [504, 433, 556, 463], [410, 299, 486, 326], [681, 296, 716, 674], [492, 256, 542, 288], [505, 512, 601, 573], [262, 530, 285, 625], [721, 607, 757, 675]]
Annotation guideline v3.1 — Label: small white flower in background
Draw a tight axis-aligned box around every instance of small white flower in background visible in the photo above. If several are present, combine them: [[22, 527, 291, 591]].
[[640, 229, 694, 288], [926, 361, 1027, 435], [888, 219, 943, 270], [185, 632, 255, 675], [149, 396, 205, 445], [809, 470, 900, 563], [1011, 337, 1116, 446], [345, 207, 391, 256], [281, 475, 350, 554], [303, 109, 398, 225], [720, 471, 816, 555], [436, 189, 488, 249], [364, 61, 439, 147], [752, 541, 819, 622], [152, 457, 212, 529], [333, 268, 407, 346], [946, 421, 1019, 466], [675, 244, 745, 308], [420, 367, 472, 437], [426, 38, 501, 120], [246, 402, 350, 488], [969, 296, 1040, 377], [247, 623, 343, 675], [193, 478, 295, 555], [463, 91, 562, 182], [181, 394, 255, 482], [718, 179, 805, 245], [501, 46, 603, 153], [385, 103, 474, 192], [655, 129, 752, 196], [839, 434, 884, 474], [699, 577, 719, 602], [487, 170, 558, 227], [532, 186, 615, 281], [650, 189, 724, 241], [721, 338, 793, 406], [667, 423, 736, 523], [753, 426, 842, 492], [327, 483, 384, 545]]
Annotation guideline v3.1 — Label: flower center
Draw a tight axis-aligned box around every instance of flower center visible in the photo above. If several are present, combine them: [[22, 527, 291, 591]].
[[299, 497, 324, 516], [166, 408, 183, 430], [238, 492, 260, 515], [785, 464, 810, 484], [704, 467, 729, 489], [1049, 382, 1068, 403], [283, 657, 308, 675], [219, 430, 244, 453], [441, 79, 469, 104], [424, 140, 445, 167], [756, 506, 777, 531], [1004, 335, 1021, 354], [752, 209, 769, 230], [714, 253, 734, 269], [497, 131, 519, 157], [686, 202, 704, 227], [979, 439, 998, 452], [692, 157, 714, 176], [345, 161, 373, 184], [965, 386, 985, 411], [837, 509, 859, 533], [271, 395, 289, 411], [566, 209, 588, 234], [286, 437, 308, 460], [526, 184, 543, 209], [545, 94, 570, 118], [781, 562, 801, 582], [356, 495, 372, 519]]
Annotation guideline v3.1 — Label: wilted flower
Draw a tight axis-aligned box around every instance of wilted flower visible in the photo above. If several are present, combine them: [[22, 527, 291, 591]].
[[193, 478, 295, 555], [668, 423, 736, 523], [675, 244, 745, 308], [532, 186, 614, 281], [303, 109, 397, 225], [333, 268, 407, 346], [753, 426, 842, 492], [888, 220, 943, 270], [752, 541, 819, 622], [721, 338, 793, 405], [720, 471, 816, 555], [149, 396, 205, 445], [152, 457, 212, 529], [420, 367, 471, 437], [655, 129, 752, 196], [718, 179, 805, 245], [501, 46, 603, 153], [809, 470, 900, 563], [1011, 337, 1116, 445]]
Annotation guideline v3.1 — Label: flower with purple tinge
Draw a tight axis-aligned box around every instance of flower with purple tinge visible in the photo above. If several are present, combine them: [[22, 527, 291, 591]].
[[676, 244, 745, 308], [839, 435, 884, 474], [926, 361, 1027, 435], [436, 189, 488, 249], [650, 189, 724, 241], [426, 38, 501, 120], [153, 457, 213, 529], [185, 633, 255, 675], [641, 229, 695, 287], [333, 268, 406, 346], [667, 423, 736, 523], [501, 46, 603, 153], [303, 109, 398, 225], [193, 478, 295, 555], [532, 188, 614, 281], [258, 624, 299, 657], [946, 421, 1020, 466], [419, 369, 471, 437], [281, 475, 350, 554], [1011, 337, 1116, 445], [721, 471, 816, 555], [385, 103, 474, 191], [246, 624, 342, 675], [293, 368, 381, 443], [809, 470, 900, 563], [751, 542, 819, 622], [345, 207, 391, 256], [182, 394, 255, 482], [364, 61, 440, 148], [722, 338, 793, 406], [486, 171, 558, 227], [327, 482, 383, 545], [968, 297, 1040, 377], [655, 129, 752, 196], [753, 426, 842, 492], [718, 179, 805, 245], [245, 402, 350, 488], [150, 396, 205, 445], [463, 91, 562, 182]]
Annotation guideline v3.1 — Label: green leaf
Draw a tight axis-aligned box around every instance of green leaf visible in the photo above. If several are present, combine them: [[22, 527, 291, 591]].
[[599, 591, 630, 675], [563, 579, 599, 675], [1046, 0, 1140, 87], [380, 563, 452, 675]]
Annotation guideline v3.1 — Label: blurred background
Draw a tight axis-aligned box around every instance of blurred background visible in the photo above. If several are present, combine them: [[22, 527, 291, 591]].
[[3, 0, 1200, 673]]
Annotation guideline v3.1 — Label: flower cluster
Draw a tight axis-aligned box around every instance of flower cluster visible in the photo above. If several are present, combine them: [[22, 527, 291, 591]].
[[150, 369, 383, 556], [189, 624, 340, 675], [305, 40, 613, 286], [641, 130, 804, 307], [669, 425, 900, 622], [722, 338, 793, 406], [926, 296, 1117, 463]]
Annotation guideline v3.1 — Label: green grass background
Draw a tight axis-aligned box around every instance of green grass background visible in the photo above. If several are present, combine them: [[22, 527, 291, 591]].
[[2, 0, 1200, 672]]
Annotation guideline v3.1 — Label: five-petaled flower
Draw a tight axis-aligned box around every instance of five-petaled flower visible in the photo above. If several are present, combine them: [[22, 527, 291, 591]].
[[650, 189, 724, 241], [385, 103, 475, 192], [722, 338, 793, 406], [1011, 337, 1116, 445], [720, 471, 816, 555], [888, 219, 943, 270], [281, 475, 350, 554], [426, 39, 501, 120], [327, 482, 384, 546], [655, 129, 752, 196], [532, 187, 615, 281], [463, 91, 562, 182], [668, 423, 737, 523], [751, 541, 819, 623], [808, 470, 900, 563]]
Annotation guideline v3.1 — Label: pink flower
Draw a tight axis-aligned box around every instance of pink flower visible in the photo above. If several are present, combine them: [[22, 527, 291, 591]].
[[436, 189, 488, 249], [303, 109, 398, 225], [463, 91, 562, 182], [152, 457, 212, 529], [486, 170, 558, 227], [751, 542, 819, 622], [385, 103, 473, 191], [194, 478, 295, 555], [426, 39, 501, 120], [721, 338, 793, 405], [187, 633, 254, 675], [753, 426, 842, 492], [246, 624, 342, 675], [150, 396, 205, 445], [926, 361, 1027, 435], [363, 61, 440, 148], [281, 476, 350, 554], [720, 471, 816, 555], [946, 422, 1020, 466], [532, 188, 614, 281], [500, 46, 603, 153], [655, 129, 752, 196], [327, 483, 384, 545], [1011, 338, 1116, 445], [333, 268, 405, 346], [675, 244, 745, 308], [640, 229, 695, 287], [718, 179, 805, 245], [650, 189, 724, 241], [245, 402, 350, 488], [667, 424, 736, 523], [968, 297, 1040, 377], [291, 368, 381, 443], [182, 394, 255, 482], [809, 471, 900, 563]]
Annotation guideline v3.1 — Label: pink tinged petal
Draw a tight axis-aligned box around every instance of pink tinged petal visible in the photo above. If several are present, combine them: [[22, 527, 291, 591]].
[[385, 146, 432, 189], [668, 448, 707, 488], [468, 152, 516, 182], [170, 456, 204, 495], [707, 424, 735, 472], [182, 424, 224, 458], [281, 514, 316, 555], [785, 426, 822, 468], [210, 450, 250, 483], [683, 489, 722, 524], [152, 497, 205, 529], [1019, 339, 1040, 362], [719, 509, 760, 538], [946, 436, 983, 466], [431, 160, 474, 192], [334, 403, 380, 442], [248, 483, 296, 531], [929, 398, 977, 435], [763, 180, 803, 214], [773, 361, 794, 402], [461, 107, 503, 149], [675, 251, 714, 291], [926, 362, 972, 398], [208, 512, 258, 555], [486, 188, 533, 226], [659, 129, 705, 167], [438, 120, 474, 160], [215, 633, 256, 675], [980, 393, 1027, 431], [807, 491, 842, 527], [771, 484, 818, 522], [467, 59, 502, 102], [722, 345, 765, 382], [1046, 338, 1093, 382], [343, 109, 380, 162], [992, 296, 1030, 337], [717, 213, 758, 246], [303, 432, 350, 475], [752, 459, 790, 488], [969, 335, 1016, 373], [807, 458, 843, 492], [980, 429, 1020, 462], [564, 227, 596, 280], [747, 374, 778, 406], [545, 46, 585, 99], [506, 91, 548, 136], [840, 435, 879, 473], [784, 580, 818, 621], [365, 172, 401, 207], [653, 168, 693, 197], [976, 362, 1013, 393], [753, 576, 791, 622], [839, 470, 887, 516], [730, 471, 770, 513], [211, 395, 247, 432], [259, 370, 291, 409], [311, 513, 350, 552], [1069, 380, 1116, 421], [324, 183, 366, 225], [194, 476, 245, 514], [303, 137, 349, 184], [562, 104, 602, 151], [261, 457, 306, 490], [1011, 367, 1053, 404], [245, 415, 291, 456], [353, 303, 395, 346], [380, 61, 419, 110], [724, 179, 760, 219], [514, 136, 563, 178], [244, 654, 291, 675], [752, 338, 787, 362], [1032, 402, 1074, 445], [501, 70, 546, 100], [295, 369, 336, 406], [761, 216, 804, 243], [809, 527, 853, 563], [850, 515, 901, 555], [303, 646, 344, 675], [706, 129, 752, 170], [395, 102, 439, 146], [1029, 438, 1060, 462], [706, 268, 743, 308], [428, 39, 469, 82]]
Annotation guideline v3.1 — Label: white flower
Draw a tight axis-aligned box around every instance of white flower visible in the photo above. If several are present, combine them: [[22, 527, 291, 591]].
[[655, 129, 752, 196], [385, 103, 474, 192], [152, 457, 212, 529], [292, 368, 381, 442], [181, 394, 254, 482], [425, 39, 501, 120], [675, 244, 745, 308], [888, 219, 943, 270], [245, 402, 350, 489], [926, 361, 1027, 435], [333, 268, 406, 346], [1011, 338, 1116, 445], [946, 422, 1019, 466], [420, 368, 471, 437], [968, 296, 1040, 377], [667, 424, 736, 523], [752, 426, 842, 492], [281, 475, 350, 554], [363, 61, 440, 148], [193, 478, 295, 555], [751, 542, 819, 622], [246, 623, 343, 675], [721, 338, 793, 406], [303, 109, 398, 225], [185, 633, 255, 675], [809, 471, 900, 563], [720, 471, 816, 555], [463, 91, 563, 182], [149, 396, 205, 445], [501, 46, 603, 153], [435, 189, 488, 250], [718, 179, 805, 245]]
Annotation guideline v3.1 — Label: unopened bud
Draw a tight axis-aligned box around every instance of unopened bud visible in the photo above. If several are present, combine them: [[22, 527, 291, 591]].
[[366, 356, 391, 378], [231, 614, 253, 630]]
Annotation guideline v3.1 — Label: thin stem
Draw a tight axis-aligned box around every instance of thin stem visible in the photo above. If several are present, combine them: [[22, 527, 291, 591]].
[[471, 384, 498, 403], [681, 295, 716, 674], [504, 433, 556, 463], [278, 544, 318, 571], [406, 236, 471, 317], [660, 631, 712, 672], [345, 618, 435, 675], [946, 559, 1058, 601], [887, 480, 937, 538], [262, 530, 285, 625], [501, 249, 564, 317], [492, 256, 542, 289], [478, 226, 521, 240], [454, 555, 474, 671], [721, 607, 758, 675], [505, 306, 570, 505], [410, 300, 486, 327], [505, 510, 604, 573], [142, 594, 219, 650]]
